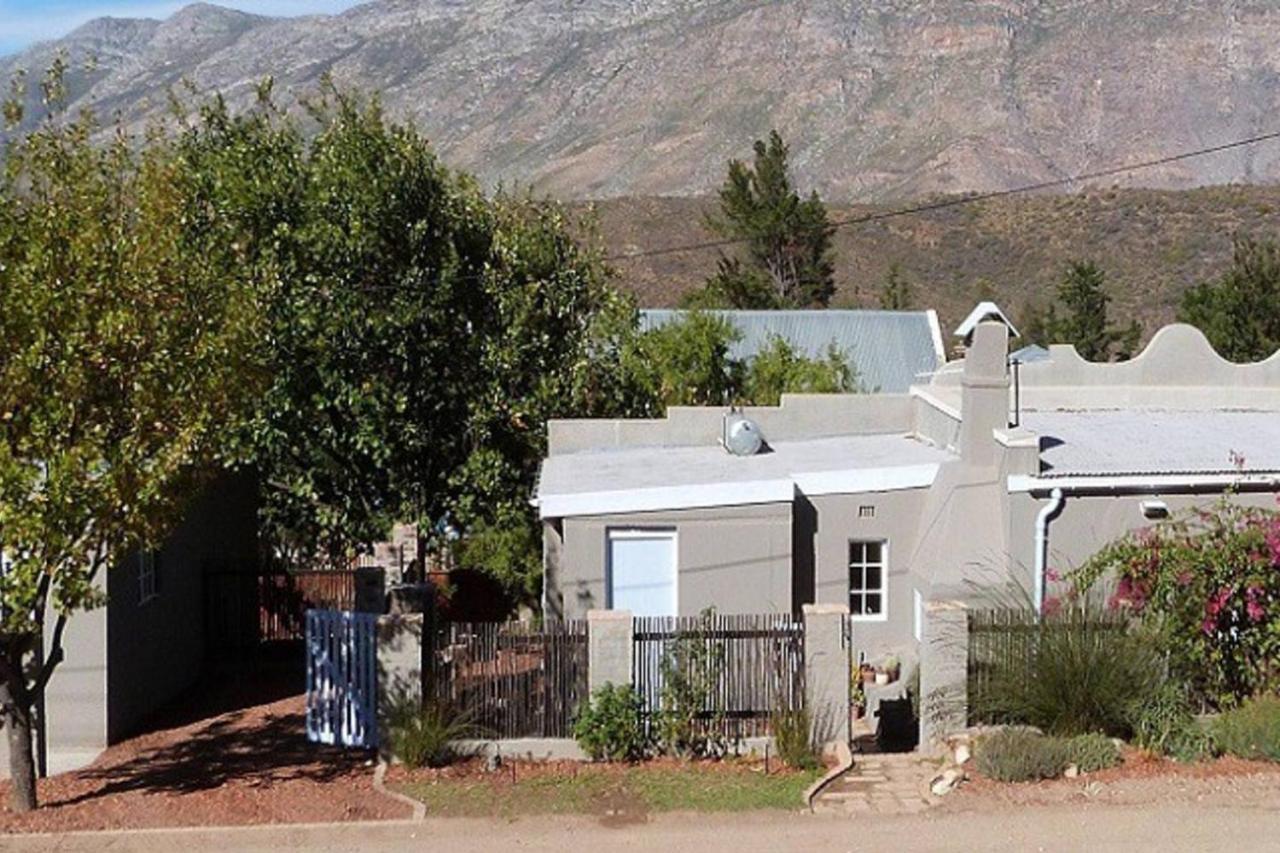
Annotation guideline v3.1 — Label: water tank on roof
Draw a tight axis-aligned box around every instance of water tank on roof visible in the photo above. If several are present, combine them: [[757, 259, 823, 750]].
[[722, 410, 764, 457]]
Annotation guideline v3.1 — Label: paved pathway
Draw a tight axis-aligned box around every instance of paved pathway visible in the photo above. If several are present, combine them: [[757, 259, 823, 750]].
[[811, 751, 937, 815]]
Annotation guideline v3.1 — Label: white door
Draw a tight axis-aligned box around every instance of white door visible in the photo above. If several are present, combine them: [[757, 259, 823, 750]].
[[607, 530, 677, 617]]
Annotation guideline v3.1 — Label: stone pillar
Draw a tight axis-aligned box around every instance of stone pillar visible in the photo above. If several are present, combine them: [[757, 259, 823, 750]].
[[376, 613, 424, 745], [919, 599, 969, 753], [587, 609, 633, 693], [803, 603, 850, 747]]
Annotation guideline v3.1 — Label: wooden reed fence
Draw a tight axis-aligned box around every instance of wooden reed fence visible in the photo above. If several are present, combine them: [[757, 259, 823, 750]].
[[205, 569, 374, 648], [967, 607, 1129, 724], [426, 620, 588, 739], [632, 613, 805, 740]]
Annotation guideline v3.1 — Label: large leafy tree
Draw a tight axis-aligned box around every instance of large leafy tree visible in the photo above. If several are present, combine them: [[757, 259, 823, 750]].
[[1024, 260, 1141, 361], [1179, 236, 1280, 362], [0, 77, 265, 810], [688, 131, 836, 309]]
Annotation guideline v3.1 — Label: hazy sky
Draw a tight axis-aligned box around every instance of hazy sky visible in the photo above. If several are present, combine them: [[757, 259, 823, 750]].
[[0, 0, 366, 56]]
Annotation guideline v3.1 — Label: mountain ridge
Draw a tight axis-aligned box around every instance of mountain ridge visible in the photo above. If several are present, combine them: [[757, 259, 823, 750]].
[[4, 0, 1280, 202]]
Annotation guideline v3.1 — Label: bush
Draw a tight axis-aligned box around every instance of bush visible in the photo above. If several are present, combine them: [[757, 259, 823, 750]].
[[769, 707, 818, 770], [573, 683, 649, 762], [1213, 696, 1280, 762], [386, 700, 480, 769], [971, 601, 1164, 738], [656, 611, 728, 758], [1063, 732, 1121, 772], [975, 729, 1070, 782], [1130, 682, 1213, 762]]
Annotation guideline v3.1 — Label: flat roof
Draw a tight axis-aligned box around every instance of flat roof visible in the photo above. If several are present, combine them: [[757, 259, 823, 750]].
[[1026, 409, 1280, 478], [537, 433, 954, 518]]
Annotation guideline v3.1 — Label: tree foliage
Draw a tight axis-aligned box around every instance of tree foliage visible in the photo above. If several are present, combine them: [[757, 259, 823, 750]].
[[687, 131, 835, 309], [1023, 260, 1140, 361], [0, 72, 266, 810], [878, 264, 914, 310], [1179, 236, 1280, 362]]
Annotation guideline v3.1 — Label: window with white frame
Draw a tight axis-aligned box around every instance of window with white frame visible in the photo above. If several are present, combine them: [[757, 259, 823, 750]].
[[138, 551, 159, 605], [848, 540, 886, 620]]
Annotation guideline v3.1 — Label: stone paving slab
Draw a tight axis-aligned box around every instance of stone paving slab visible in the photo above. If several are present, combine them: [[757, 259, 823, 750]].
[[812, 752, 939, 817]]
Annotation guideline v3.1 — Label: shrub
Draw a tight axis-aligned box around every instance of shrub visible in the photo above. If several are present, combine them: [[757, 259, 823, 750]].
[[970, 600, 1164, 738], [769, 707, 818, 770], [1130, 681, 1213, 762], [975, 729, 1070, 782], [386, 700, 480, 769], [573, 683, 649, 762], [1212, 696, 1280, 762], [1075, 500, 1280, 709], [1063, 732, 1121, 772], [656, 611, 728, 758]]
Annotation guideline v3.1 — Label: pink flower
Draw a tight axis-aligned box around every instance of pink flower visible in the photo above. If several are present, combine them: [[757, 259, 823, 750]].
[[1176, 571, 1194, 587], [1202, 617, 1217, 636], [1042, 596, 1063, 617], [1045, 568, 1062, 583], [1248, 599, 1266, 623]]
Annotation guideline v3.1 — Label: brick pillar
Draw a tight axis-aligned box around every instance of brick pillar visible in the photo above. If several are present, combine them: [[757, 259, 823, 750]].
[[919, 599, 969, 753], [587, 609, 633, 692], [375, 613, 424, 747], [803, 603, 851, 747]]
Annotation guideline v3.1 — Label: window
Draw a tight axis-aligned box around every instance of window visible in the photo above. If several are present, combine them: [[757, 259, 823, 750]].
[[848, 540, 887, 620], [606, 529, 677, 617], [138, 550, 159, 605]]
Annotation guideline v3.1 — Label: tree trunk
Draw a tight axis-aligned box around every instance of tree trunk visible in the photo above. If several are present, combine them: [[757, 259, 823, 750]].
[[0, 666, 36, 812]]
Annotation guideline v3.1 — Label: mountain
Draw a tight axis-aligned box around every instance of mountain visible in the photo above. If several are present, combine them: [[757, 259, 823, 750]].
[[580, 185, 1280, 338], [5, 1, 1280, 202]]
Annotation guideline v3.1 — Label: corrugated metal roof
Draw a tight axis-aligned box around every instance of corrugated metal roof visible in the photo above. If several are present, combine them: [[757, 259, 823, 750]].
[[1026, 410, 1280, 477], [638, 309, 943, 393]]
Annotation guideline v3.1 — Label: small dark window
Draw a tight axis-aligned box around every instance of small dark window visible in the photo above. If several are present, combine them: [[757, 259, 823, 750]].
[[138, 551, 160, 605], [849, 539, 887, 620]]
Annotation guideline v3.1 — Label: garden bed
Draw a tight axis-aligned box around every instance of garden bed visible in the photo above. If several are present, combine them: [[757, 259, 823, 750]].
[[387, 756, 823, 821]]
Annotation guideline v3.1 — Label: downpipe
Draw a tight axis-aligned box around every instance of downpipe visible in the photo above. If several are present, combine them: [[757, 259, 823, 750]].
[[1033, 488, 1066, 617]]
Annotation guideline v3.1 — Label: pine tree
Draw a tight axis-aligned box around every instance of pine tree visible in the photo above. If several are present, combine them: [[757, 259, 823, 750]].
[[879, 264, 914, 310], [1179, 237, 1280, 362], [1028, 261, 1141, 361], [693, 131, 836, 308]]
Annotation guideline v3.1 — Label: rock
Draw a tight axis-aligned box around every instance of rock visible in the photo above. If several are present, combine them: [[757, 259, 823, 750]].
[[1064, 764, 1080, 779], [953, 743, 971, 765], [931, 768, 963, 796]]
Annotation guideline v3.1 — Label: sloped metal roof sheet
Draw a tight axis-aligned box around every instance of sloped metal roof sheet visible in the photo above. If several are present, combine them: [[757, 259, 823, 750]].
[[638, 309, 944, 393], [1026, 410, 1280, 477]]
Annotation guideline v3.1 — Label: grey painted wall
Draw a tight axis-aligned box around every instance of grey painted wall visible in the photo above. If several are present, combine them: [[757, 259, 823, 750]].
[[808, 489, 931, 667], [106, 471, 259, 741], [554, 502, 792, 620]]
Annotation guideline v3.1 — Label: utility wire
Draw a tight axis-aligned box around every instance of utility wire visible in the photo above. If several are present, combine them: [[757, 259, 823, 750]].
[[604, 129, 1280, 263]]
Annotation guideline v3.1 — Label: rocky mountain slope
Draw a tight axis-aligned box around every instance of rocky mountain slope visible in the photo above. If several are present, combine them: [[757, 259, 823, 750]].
[[5, 1, 1280, 201]]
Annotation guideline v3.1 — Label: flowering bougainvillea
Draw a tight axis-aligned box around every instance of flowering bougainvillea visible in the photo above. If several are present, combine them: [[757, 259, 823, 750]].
[[1073, 497, 1280, 709]]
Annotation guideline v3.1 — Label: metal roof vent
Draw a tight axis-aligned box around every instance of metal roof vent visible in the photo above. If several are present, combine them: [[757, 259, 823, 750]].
[[722, 409, 764, 457]]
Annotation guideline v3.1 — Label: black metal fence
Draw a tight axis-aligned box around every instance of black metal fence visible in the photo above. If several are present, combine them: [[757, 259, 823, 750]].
[[426, 620, 588, 739], [633, 613, 805, 740]]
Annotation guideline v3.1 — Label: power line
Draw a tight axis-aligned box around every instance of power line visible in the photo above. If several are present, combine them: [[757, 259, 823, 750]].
[[604, 129, 1280, 263]]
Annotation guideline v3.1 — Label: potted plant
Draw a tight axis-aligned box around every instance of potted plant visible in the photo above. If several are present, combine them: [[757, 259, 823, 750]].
[[876, 654, 901, 685]]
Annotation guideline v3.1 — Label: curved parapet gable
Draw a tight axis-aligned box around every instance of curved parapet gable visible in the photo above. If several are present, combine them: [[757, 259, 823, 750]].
[[1017, 324, 1280, 410]]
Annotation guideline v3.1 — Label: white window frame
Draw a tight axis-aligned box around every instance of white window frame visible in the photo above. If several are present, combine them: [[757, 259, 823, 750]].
[[605, 528, 678, 616], [138, 550, 158, 606], [848, 539, 888, 622]]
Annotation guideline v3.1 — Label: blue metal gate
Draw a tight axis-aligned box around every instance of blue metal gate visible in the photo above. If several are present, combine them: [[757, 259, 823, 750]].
[[305, 609, 379, 749]]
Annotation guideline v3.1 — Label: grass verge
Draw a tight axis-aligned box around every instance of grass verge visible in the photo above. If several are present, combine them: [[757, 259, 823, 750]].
[[394, 761, 822, 818]]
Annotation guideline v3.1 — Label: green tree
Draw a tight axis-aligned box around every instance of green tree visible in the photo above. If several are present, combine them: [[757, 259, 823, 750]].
[[1027, 261, 1141, 361], [620, 312, 745, 411], [743, 337, 861, 405], [879, 264, 914, 310], [1179, 237, 1280, 362], [691, 131, 836, 309], [0, 77, 265, 810]]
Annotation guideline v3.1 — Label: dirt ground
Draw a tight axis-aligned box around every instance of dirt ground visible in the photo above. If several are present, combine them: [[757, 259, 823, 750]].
[[0, 662, 410, 834]]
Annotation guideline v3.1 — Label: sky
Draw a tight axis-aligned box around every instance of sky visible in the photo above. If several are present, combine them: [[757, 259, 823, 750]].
[[0, 0, 366, 56]]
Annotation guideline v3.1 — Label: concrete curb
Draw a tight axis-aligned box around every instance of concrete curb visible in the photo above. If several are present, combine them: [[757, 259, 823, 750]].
[[804, 739, 855, 812], [373, 759, 426, 821]]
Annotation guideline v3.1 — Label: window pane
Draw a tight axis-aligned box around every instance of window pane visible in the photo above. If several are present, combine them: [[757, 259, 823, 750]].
[[864, 541, 883, 564], [865, 565, 882, 593], [865, 593, 882, 615], [850, 595, 864, 615], [848, 541, 864, 566]]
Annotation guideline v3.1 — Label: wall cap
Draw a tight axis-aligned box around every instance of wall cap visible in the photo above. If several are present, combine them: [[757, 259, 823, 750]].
[[586, 609, 632, 621], [802, 603, 850, 616]]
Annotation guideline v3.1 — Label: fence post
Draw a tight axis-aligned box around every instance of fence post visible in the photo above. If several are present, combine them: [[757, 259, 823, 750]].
[[587, 609, 633, 693], [375, 613, 424, 749], [919, 599, 969, 754], [803, 603, 850, 748]]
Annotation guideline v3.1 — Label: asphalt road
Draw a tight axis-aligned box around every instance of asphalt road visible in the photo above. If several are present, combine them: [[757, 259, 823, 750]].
[[5, 803, 1280, 853]]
